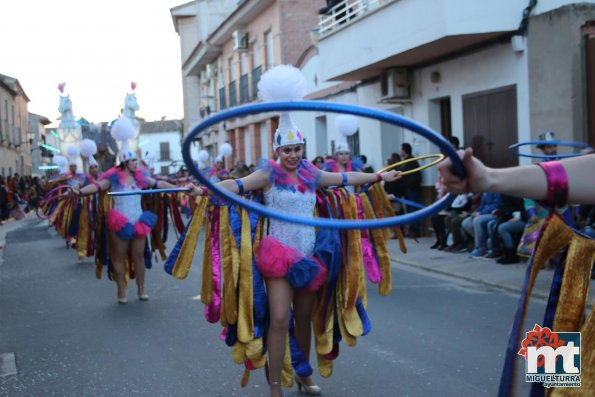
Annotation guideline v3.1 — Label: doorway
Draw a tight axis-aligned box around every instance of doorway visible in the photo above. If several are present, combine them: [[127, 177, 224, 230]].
[[463, 85, 518, 168]]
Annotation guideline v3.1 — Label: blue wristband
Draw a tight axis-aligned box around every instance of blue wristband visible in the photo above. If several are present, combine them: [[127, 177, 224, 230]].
[[235, 179, 244, 195], [341, 172, 348, 186], [153, 180, 159, 189]]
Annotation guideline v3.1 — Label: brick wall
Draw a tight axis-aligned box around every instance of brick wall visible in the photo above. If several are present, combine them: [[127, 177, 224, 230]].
[[278, 0, 322, 66]]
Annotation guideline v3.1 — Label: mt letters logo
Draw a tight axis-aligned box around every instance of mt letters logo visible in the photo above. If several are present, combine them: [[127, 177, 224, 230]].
[[518, 324, 581, 388]]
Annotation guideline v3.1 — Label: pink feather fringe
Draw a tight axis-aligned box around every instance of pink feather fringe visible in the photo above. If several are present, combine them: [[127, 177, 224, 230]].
[[255, 236, 301, 278], [134, 222, 152, 238], [106, 209, 128, 231], [100, 167, 151, 190]]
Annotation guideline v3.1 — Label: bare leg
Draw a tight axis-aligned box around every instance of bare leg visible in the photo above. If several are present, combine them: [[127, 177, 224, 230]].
[[131, 237, 147, 298], [109, 232, 130, 302], [265, 277, 293, 397], [293, 290, 317, 386]]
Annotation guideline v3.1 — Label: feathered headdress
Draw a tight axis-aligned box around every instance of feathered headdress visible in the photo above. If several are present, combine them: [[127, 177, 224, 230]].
[[80, 139, 98, 167], [110, 117, 136, 162], [334, 115, 358, 153], [257, 65, 307, 150], [66, 144, 80, 166]]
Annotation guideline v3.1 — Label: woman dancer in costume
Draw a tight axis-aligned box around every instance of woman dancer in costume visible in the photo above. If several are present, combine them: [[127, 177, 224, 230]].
[[73, 118, 180, 304], [322, 115, 363, 184], [189, 65, 400, 397]]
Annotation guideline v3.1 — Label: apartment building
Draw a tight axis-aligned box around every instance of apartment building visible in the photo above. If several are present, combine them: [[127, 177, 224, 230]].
[[172, 0, 323, 167], [0, 74, 31, 177]]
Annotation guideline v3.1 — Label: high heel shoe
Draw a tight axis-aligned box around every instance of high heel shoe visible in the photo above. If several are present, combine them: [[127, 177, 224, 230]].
[[137, 288, 149, 301], [294, 375, 321, 395]]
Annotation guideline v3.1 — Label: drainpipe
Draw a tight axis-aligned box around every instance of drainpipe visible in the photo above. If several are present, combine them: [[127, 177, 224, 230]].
[[517, 0, 538, 36]]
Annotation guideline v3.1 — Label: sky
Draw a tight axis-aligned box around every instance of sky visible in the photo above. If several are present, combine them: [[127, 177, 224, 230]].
[[0, 0, 185, 126]]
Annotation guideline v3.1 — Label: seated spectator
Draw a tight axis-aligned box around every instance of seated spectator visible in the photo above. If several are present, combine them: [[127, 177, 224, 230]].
[[444, 193, 474, 252], [496, 207, 527, 265], [484, 194, 525, 260], [461, 192, 503, 258]]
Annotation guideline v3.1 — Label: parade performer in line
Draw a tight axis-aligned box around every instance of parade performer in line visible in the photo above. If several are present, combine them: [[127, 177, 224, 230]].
[[73, 117, 181, 304], [64, 144, 87, 188], [439, 148, 595, 397], [322, 115, 363, 179], [169, 65, 401, 397], [68, 138, 103, 263], [209, 146, 232, 183]]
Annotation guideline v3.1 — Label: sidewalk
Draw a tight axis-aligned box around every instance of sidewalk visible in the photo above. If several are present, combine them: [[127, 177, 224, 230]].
[[387, 236, 595, 303]]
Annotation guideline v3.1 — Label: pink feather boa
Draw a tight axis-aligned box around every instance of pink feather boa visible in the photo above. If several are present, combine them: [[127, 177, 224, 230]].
[[100, 167, 151, 190]]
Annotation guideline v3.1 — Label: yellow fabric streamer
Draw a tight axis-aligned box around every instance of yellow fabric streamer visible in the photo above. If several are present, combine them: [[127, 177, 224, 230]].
[[76, 196, 89, 258], [200, 213, 213, 306], [172, 198, 208, 279], [237, 207, 255, 343], [510, 214, 595, 396]]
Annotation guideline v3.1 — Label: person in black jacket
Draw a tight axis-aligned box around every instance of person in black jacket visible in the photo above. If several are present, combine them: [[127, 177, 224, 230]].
[[400, 143, 422, 237]]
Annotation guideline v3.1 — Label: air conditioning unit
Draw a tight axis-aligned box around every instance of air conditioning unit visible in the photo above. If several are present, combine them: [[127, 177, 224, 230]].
[[380, 68, 411, 100], [232, 30, 249, 51]]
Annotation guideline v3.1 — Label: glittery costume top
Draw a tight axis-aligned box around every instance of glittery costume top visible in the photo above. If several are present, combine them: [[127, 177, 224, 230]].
[[264, 185, 316, 256], [111, 181, 143, 223]]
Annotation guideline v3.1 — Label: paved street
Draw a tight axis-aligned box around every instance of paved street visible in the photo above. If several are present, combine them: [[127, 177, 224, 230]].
[[0, 218, 577, 396]]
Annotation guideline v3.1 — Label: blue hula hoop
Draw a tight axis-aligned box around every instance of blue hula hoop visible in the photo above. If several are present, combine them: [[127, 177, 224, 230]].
[[509, 140, 592, 159], [182, 101, 464, 230]]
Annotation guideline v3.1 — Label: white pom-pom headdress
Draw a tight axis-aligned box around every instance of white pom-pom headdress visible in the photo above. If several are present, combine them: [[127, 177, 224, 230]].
[[80, 139, 98, 167], [111, 117, 136, 162], [66, 144, 80, 166], [334, 115, 359, 153], [197, 150, 209, 163], [52, 155, 69, 174], [257, 65, 307, 150], [219, 143, 233, 157]]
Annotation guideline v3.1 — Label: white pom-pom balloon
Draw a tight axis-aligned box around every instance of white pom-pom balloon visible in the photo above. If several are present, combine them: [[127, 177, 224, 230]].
[[335, 115, 359, 137], [219, 143, 233, 157], [258, 65, 307, 102], [66, 144, 80, 158], [198, 149, 209, 162], [80, 139, 97, 157], [52, 155, 68, 166], [110, 117, 136, 141]]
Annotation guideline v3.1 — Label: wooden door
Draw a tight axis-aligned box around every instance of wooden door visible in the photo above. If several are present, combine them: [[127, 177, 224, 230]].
[[463, 85, 518, 168]]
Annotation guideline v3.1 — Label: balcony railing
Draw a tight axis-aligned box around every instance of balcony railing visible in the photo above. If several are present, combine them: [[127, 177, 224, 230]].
[[318, 0, 389, 36], [228, 80, 238, 108], [251, 66, 262, 101], [219, 87, 227, 110], [239, 74, 250, 104]]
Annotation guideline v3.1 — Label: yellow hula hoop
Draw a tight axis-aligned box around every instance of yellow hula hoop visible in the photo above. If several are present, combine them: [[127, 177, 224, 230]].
[[378, 154, 446, 176]]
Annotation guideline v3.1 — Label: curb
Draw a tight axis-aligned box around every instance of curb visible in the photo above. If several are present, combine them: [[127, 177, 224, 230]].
[[390, 257, 550, 301]]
